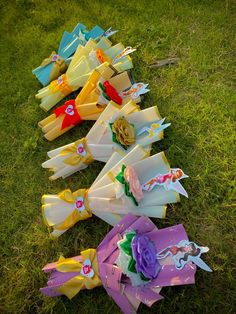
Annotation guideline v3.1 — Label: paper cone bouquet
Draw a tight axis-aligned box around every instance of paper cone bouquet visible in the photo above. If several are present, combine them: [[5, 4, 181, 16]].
[[41, 214, 212, 313], [42, 101, 170, 180], [42, 145, 188, 238]]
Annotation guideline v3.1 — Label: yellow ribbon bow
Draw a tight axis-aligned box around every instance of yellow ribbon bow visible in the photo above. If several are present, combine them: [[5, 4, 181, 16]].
[[59, 137, 93, 166], [56, 249, 101, 299], [48, 74, 73, 96], [40, 51, 68, 81], [55, 188, 92, 231]]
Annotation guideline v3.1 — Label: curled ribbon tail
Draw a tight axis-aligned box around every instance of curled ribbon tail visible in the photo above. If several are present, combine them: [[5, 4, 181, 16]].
[[58, 189, 75, 202]]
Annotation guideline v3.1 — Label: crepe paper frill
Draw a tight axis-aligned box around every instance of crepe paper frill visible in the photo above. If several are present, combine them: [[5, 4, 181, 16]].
[[41, 214, 212, 314], [42, 100, 170, 180], [42, 144, 187, 238], [36, 37, 134, 111], [32, 24, 106, 86], [38, 64, 149, 141]]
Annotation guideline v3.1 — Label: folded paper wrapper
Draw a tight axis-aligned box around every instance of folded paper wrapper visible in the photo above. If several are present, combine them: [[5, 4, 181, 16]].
[[42, 100, 166, 180], [38, 66, 142, 141], [36, 37, 134, 111], [42, 144, 182, 238], [32, 24, 105, 86], [40, 214, 197, 314]]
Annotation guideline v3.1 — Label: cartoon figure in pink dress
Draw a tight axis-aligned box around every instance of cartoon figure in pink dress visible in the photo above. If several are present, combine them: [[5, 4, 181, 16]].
[[142, 168, 189, 197], [156, 240, 212, 272]]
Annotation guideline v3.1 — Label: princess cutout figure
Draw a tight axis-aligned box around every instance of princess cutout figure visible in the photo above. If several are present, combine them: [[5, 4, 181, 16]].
[[156, 240, 212, 272], [142, 168, 189, 197]]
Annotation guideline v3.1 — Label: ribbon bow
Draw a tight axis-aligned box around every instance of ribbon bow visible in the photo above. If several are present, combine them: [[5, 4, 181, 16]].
[[53, 99, 82, 130], [40, 51, 67, 81], [56, 249, 101, 299], [55, 189, 92, 231], [48, 74, 73, 96], [59, 137, 93, 166]]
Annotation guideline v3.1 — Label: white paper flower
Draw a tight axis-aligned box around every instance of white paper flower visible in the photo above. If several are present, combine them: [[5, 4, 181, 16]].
[[65, 104, 75, 116], [52, 54, 59, 62], [74, 197, 85, 212], [76, 143, 86, 157]]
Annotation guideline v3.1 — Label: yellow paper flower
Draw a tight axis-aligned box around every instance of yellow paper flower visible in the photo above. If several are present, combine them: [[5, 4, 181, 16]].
[[112, 117, 135, 147]]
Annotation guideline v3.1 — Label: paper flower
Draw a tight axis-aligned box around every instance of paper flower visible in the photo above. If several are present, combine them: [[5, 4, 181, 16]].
[[124, 166, 143, 202], [115, 165, 143, 205], [132, 234, 160, 279], [117, 231, 160, 282], [76, 143, 86, 157], [95, 48, 112, 63], [111, 117, 135, 148], [99, 81, 122, 105], [75, 197, 85, 212]]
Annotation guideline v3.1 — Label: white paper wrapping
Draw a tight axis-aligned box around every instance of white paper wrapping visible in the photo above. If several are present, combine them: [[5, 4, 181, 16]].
[[42, 145, 186, 237], [42, 100, 167, 180]]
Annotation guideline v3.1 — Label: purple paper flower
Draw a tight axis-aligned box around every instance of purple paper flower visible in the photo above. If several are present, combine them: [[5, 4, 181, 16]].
[[131, 234, 161, 279]]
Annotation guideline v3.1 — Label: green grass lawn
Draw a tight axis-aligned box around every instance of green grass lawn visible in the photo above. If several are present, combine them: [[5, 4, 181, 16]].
[[1, 0, 236, 313]]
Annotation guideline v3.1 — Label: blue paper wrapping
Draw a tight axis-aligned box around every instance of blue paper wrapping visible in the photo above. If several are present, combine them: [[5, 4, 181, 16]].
[[32, 23, 105, 86]]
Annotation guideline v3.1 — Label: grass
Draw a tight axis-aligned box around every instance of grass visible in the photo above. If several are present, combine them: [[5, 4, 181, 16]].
[[0, 0, 236, 313]]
